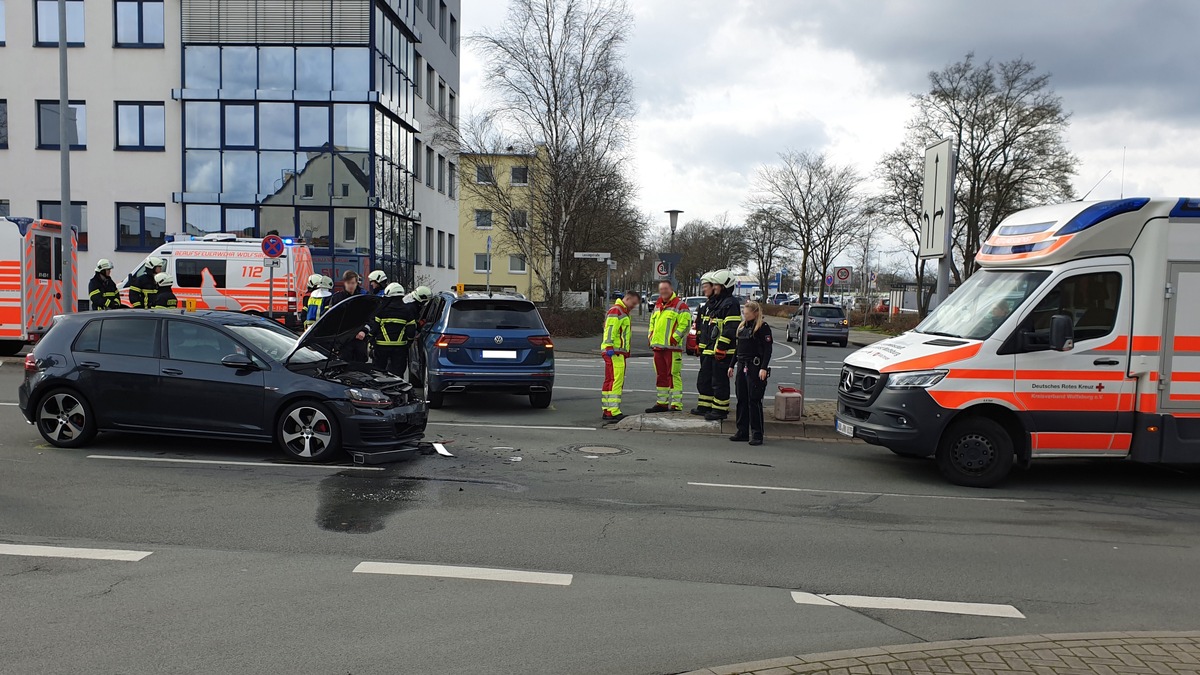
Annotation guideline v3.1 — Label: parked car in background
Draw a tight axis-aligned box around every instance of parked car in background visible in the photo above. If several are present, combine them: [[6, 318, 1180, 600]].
[[786, 303, 849, 347], [770, 293, 790, 304], [18, 297, 428, 462], [409, 291, 555, 409]]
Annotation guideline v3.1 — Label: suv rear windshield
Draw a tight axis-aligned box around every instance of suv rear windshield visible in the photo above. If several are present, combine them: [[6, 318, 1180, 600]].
[[449, 300, 544, 330], [809, 306, 845, 319]]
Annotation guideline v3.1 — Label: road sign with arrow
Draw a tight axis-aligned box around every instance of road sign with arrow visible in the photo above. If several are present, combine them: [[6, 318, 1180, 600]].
[[919, 139, 954, 259]]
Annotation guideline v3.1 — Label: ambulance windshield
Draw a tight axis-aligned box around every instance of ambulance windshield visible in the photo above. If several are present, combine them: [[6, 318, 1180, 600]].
[[916, 270, 1050, 340]]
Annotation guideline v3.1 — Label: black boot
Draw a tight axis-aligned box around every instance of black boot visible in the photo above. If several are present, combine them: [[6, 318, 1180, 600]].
[[749, 436, 763, 446], [704, 411, 728, 422], [689, 407, 709, 416], [645, 404, 671, 414], [729, 434, 749, 442]]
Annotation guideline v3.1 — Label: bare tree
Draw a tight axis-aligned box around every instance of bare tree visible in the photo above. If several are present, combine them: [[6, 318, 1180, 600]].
[[667, 215, 749, 296], [471, 0, 636, 306], [748, 150, 826, 295], [875, 140, 933, 314], [910, 54, 1077, 281], [743, 207, 789, 300], [809, 162, 865, 302]]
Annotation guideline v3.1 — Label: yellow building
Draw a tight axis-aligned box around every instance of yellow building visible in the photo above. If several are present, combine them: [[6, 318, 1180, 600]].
[[456, 150, 548, 301]]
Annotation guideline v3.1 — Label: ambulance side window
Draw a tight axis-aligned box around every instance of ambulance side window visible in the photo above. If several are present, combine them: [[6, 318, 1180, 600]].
[[176, 259, 227, 289], [34, 235, 52, 280], [1018, 271, 1122, 350]]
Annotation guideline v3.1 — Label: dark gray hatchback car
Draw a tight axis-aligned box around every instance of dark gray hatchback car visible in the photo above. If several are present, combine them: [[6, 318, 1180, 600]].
[[786, 303, 849, 347], [18, 296, 427, 462]]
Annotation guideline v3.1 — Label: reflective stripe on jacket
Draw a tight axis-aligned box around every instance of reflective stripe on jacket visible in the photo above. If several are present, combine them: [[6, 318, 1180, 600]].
[[373, 299, 419, 346], [649, 293, 691, 351], [151, 289, 178, 309], [304, 295, 328, 327], [129, 272, 158, 309], [600, 299, 631, 355], [88, 274, 121, 310], [708, 292, 741, 356]]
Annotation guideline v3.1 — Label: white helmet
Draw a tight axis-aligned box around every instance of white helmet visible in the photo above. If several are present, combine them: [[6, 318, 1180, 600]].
[[95, 259, 113, 273], [700, 271, 716, 286], [154, 272, 174, 287], [146, 256, 165, 269], [319, 275, 334, 290], [410, 285, 433, 303], [384, 282, 405, 297], [368, 270, 388, 284], [710, 269, 736, 289]]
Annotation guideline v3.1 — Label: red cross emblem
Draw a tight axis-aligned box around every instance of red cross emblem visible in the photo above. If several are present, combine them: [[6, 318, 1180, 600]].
[[1096, 383, 1105, 392]]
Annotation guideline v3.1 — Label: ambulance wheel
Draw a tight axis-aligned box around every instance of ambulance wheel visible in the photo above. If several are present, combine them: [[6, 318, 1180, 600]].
[[936, 416, 1014, 488], [277, 400, 341, 462], [35, 388, 98, 448], [0, 340, 23, 356]]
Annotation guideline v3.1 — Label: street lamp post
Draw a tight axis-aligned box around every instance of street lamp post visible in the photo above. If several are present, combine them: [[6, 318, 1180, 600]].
[[57, 0, 74, 313], [665, 209, 682, 286]]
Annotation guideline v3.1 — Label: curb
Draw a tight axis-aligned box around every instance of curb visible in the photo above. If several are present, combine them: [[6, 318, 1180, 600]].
[[614, 412, 847, 441], [682, 631, 1200, 675]]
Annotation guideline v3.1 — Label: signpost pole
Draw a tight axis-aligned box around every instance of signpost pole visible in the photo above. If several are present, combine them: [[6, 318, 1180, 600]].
[[268, 265, 275, 320], [57, 0, 74, 313], [799, 301, 809, 412], [605, 261, 612, 307]]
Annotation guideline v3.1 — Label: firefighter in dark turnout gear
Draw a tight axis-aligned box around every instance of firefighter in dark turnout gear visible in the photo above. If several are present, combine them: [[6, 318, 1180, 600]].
[[703, 269, 742, 421], [150, 273, 178, 308], [88, 259, 122, 310], [130, 256, 164, 309], [689, 272, 718, 416], [372, 283, 418, 376], [729, 301, 773, 445]]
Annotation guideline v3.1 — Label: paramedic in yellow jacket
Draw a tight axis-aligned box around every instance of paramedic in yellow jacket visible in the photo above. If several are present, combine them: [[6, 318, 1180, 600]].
[[645, 280, 691, 413], [600, 291, 640, 423]]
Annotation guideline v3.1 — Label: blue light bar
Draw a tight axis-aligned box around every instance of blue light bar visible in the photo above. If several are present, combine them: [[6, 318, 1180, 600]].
[[1169, 198, 1200, 219], [283, 237, 294, 245], [1056, 198, 1150, 236]]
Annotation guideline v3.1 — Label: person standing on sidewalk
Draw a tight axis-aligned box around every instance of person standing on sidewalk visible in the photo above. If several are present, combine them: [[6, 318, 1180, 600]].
[[690, 272, 718, 416], [601, 291, 640, 423], [729, 301, 773, 446], [646, 280, 691, 413], [330, 270, 368, 363], [704, 269, 742, 421]]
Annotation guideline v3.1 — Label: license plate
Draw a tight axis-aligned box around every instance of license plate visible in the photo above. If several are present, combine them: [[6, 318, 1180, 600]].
[[835, 419, 855, 438], [481, 350, 518, 359], [821, 322, 836, 328]]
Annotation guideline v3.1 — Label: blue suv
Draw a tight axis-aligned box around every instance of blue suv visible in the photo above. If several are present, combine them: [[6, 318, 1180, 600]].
[[408, 292, 555, 409]]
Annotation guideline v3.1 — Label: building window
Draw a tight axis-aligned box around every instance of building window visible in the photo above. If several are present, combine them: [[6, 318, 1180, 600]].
[[413, 54, 422, 97], [509, 255, 527, 274], [426, 65, 435, 103], [343, 216, 357, 242], [437, 230, 445, 267], [115, 102, 165, 150], [474, 253, 490, 273], [38, 201, 88, 250], [0, 100, 7, 148], [448, 92, 457, 125], [302, 184, 315, 199], [35, 0, 84, 47], [510, 210, 529, 230], [439, 2, 448, 41], [0, 200, 10, 217], [438, 81, 446, 117], [341, 183, 350, 197], [413, 139, 422, 180], [427, 0, 435, 25], [448, 162, 457, 198], [114, 0, 164, 47], [511, 166, 529, 186], [476, 165, 495, 184], [437, 155, 445, 194], [425, 147, 434, 188], [450, 15, 458, 54], [37, 101, 87, 150], [425, 226, 434, 265], [117, 203, 167, 251], [447, 234, 455, 269], [475, 209, 493, 229], [0, 0, 6, 46]]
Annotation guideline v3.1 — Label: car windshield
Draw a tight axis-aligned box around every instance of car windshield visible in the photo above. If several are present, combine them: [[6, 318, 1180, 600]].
[[810, 307, 844, 318], [449, 300, 544, 330], [916, 269, 1051, 340], [225, 322, 328, 364]]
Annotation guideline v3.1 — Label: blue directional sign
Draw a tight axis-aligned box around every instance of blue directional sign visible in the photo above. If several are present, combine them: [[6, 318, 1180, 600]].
[[261, 234, 285, 258]]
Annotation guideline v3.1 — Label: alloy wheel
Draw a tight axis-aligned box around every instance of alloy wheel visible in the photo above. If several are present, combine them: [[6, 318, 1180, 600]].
[[38, 393, 87, 443], [280, 406, 333, 458]]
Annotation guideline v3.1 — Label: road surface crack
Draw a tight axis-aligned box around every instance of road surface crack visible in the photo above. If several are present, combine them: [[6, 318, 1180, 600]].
[[598, 514, 617, 542]]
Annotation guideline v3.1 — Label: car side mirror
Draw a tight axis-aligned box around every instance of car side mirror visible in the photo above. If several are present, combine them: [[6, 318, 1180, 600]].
[[1050, 314, 1074, 352], [221, 353, 258, 370]]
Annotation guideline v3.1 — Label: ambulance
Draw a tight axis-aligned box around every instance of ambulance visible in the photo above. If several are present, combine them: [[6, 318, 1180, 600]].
[[0, 217, 77, 356], [120, 233, 314, 326], [836, 197, 1200, 486]]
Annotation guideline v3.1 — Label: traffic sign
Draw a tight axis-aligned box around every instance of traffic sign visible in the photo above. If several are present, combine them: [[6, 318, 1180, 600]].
[[919, 139, 955, 259], [263, 258, 281, 268], [655, 261, 669, 277], [870, 272, 877, 282], [261, 234, 285, 258], [834, 266, 852, 283], [825, 275, 834, 287]]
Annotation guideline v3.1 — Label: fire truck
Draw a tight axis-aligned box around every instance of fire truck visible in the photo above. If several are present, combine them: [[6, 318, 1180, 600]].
[[837, 198, 1200, 486], [0, 217, 77, 356]]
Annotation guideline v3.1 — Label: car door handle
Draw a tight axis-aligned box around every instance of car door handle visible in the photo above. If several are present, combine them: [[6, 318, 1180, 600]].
[[162, 368, 184, 376], [79, 361, 100, 369], [1093, 358, 1120, 366]]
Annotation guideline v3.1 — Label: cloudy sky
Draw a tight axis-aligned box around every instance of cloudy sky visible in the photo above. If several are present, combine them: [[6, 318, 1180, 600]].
[[461, 0, 1200, 260]]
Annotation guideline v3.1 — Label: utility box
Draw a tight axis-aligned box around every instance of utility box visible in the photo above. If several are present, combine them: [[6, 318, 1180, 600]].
[[774, 387, 804, 421]]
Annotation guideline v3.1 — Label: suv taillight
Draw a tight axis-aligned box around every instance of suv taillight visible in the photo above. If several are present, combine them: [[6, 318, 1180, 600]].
[[24, 354, 39, 373], [528, 335, 554, 348], [435, 334, 469, 348]]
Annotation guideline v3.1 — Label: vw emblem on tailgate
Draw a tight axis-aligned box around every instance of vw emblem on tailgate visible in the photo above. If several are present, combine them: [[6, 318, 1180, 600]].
[[494, 335, 504, 345]]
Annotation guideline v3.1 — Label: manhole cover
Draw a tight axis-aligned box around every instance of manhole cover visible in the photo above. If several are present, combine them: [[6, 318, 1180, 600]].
[[562, 444, 632, 457]]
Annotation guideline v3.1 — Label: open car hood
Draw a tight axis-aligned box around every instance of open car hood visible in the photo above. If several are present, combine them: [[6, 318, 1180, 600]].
[[286, 294, 380, 362]]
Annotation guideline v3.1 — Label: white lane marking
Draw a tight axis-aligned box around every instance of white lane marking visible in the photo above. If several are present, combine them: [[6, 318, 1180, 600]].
[[688, 482, 1025, 504], [777, 342, 798, 361], [87, 455, 384, 471], [354, 562, 573, 586], [433, 443, 454, 457], [0, 402, 19, 406], [791, 591, 1024, 618], [0, 543, 153, 562], [552, 385, 834, 401], [427, 422, 596, 432]]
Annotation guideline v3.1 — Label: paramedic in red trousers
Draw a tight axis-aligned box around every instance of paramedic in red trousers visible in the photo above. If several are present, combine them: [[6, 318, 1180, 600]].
[[600, 291, 640, 423], [645, 280, 691, 412], [729, 301, 773, 445], [701, 269, 742, 421], [689, 272, 718, 416]]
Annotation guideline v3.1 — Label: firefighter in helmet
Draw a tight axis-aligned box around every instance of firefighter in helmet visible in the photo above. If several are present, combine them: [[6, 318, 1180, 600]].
[[690, 271, 718, 416], [150, 273, 178, 309], [88, 259, 122, 310], [130, 256, 165, 309], [372, 282, 416, 376], [367, 270, 391, 296], [303, 274, 333, 329], [701, 269, 741, 421]]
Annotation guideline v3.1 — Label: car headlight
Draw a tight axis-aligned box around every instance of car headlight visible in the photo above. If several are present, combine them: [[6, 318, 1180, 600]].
[[346, 387, 391, 407], [841, 319, 849, 326], [885, 370, 948, 389]]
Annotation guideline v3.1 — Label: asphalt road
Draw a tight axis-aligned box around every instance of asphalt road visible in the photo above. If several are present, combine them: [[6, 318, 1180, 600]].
[[3, 361, 1200, 675]]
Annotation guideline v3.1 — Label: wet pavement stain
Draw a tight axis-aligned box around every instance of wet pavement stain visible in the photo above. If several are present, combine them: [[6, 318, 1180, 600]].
[[315, 473, 421, 534]]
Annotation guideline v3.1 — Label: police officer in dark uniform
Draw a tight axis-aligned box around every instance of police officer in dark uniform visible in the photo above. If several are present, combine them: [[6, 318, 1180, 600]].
[[88, 259, 122, 310], [729, 300, 773, 446]]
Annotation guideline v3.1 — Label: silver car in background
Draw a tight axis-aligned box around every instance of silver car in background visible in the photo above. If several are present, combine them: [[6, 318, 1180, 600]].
[[785, 303, 849, 347]]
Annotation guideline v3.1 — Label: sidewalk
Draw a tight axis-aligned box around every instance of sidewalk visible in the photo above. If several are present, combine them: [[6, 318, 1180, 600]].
[[615, 402, 844, 441], [685, 631, 1200, 675]]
